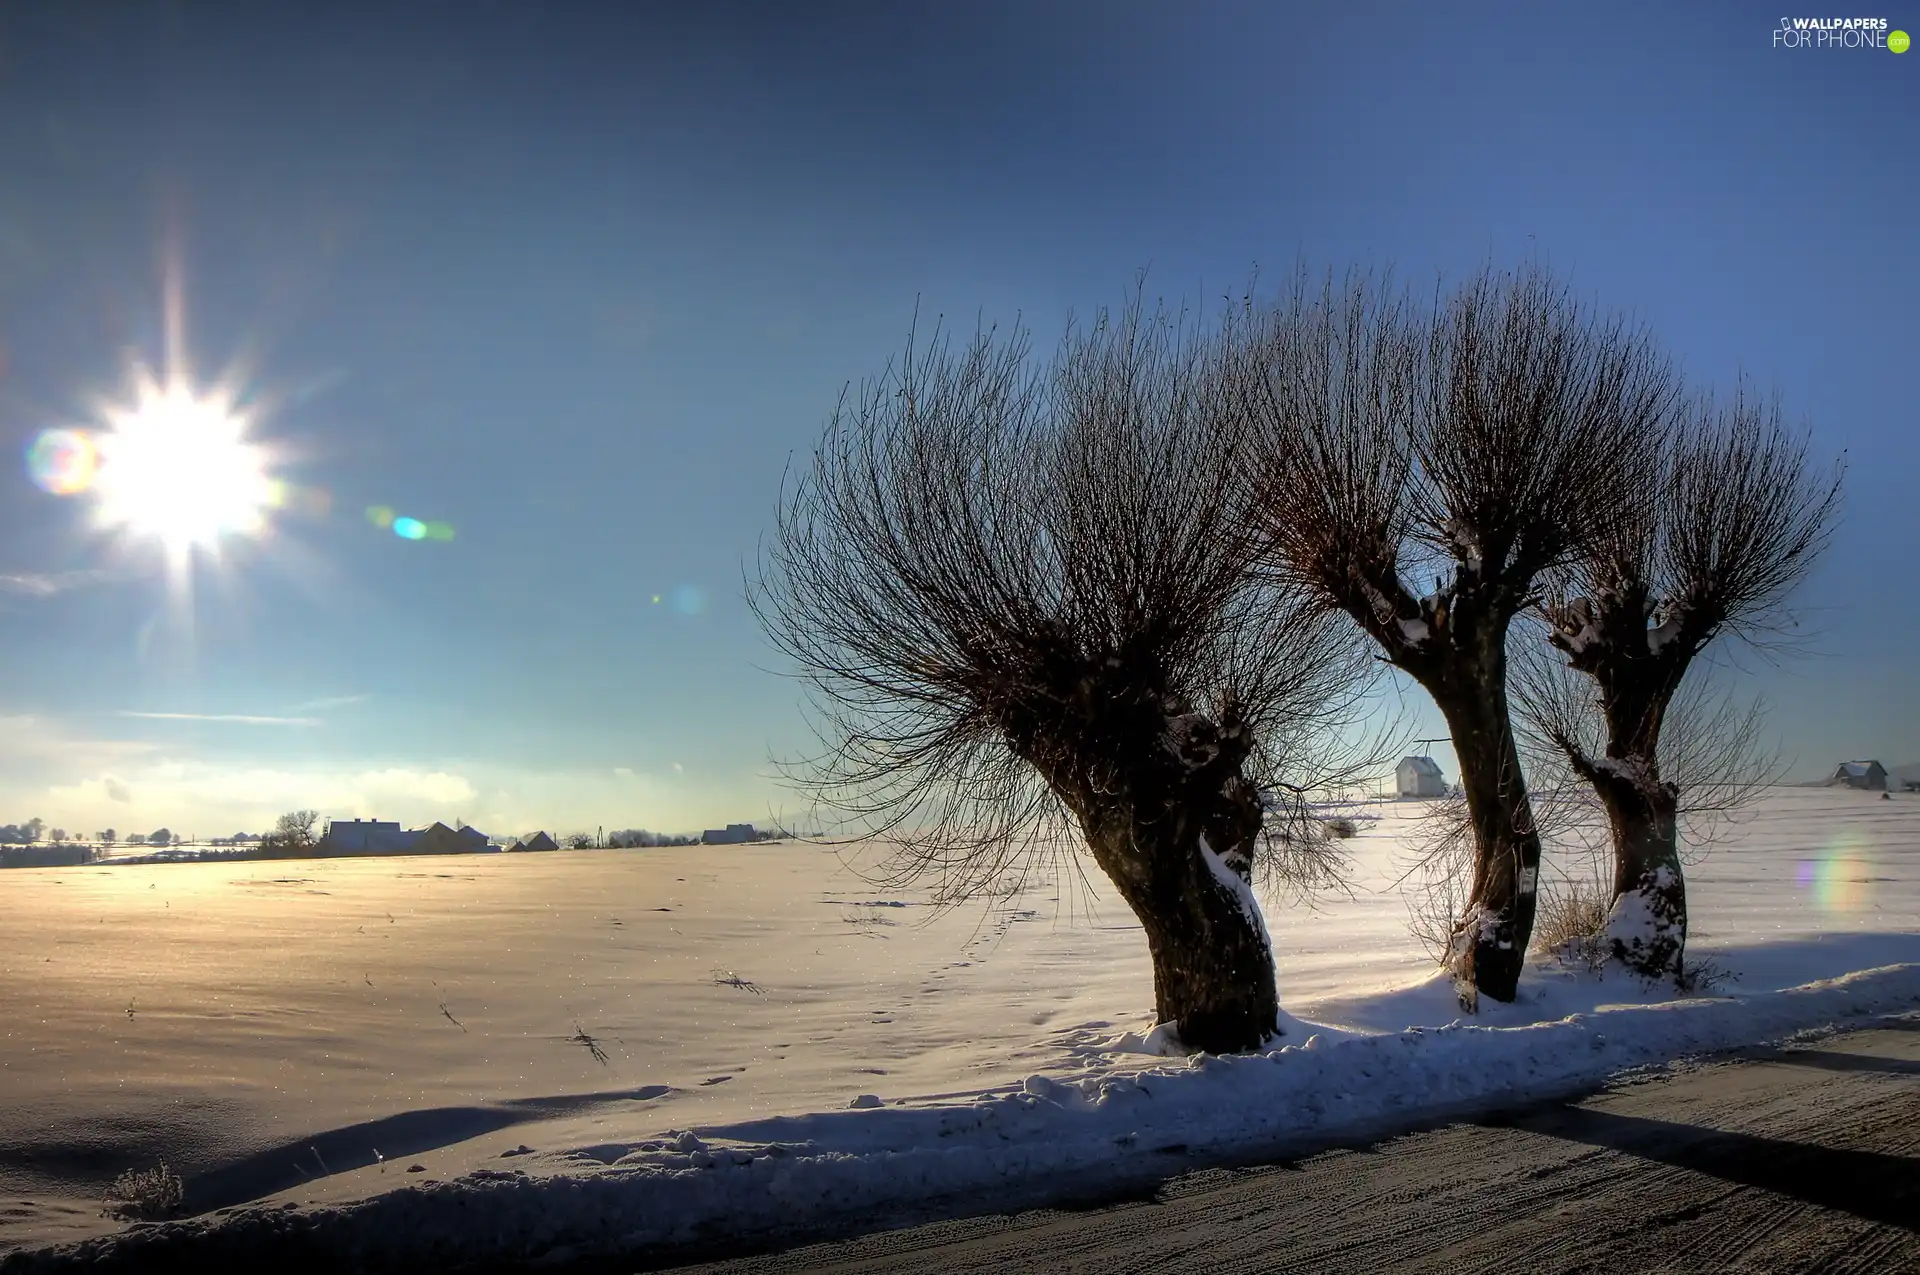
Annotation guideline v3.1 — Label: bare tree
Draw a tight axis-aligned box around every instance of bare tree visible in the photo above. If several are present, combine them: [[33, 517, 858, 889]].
[[1529, 385, 1842, 981], [1240, 265, 1677, 1006], [752, 294, 1376, 1053], [261, 809, 321, 857]]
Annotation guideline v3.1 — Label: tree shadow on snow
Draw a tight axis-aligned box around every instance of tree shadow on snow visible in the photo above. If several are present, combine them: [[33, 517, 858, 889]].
[[183, 1084, 671, 1213]]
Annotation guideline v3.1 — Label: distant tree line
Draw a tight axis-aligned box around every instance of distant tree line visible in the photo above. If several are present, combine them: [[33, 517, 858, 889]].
[[0, 820, 179, 847], [606, 828, 701, 848]]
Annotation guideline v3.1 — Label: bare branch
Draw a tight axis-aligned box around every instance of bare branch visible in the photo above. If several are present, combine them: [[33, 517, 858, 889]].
[[1239, 261, 1676, 1005]]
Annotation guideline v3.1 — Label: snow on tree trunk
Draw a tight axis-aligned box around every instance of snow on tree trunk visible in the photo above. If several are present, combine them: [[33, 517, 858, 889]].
[[1113, 825, 1279, 1055], [1064, 708, 1282, 1054], [1592, 756, 1687, 982]]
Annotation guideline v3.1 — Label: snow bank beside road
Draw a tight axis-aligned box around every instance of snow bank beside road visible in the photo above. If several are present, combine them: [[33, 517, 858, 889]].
[[9, 961, 1917, 1274]]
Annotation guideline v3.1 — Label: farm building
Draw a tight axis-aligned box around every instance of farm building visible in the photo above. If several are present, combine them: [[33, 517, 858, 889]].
[[413, 822, 491, 855], [1395, 756, 1447, 799], [509, 830, 559, 852], [1827, 760, 1888, 791], [701, 823, 758, 845], [320, 818, 418, 854]]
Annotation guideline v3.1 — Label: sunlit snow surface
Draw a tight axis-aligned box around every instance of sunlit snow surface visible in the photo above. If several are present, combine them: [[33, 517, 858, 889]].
[[1, 787, 1915, 1261]]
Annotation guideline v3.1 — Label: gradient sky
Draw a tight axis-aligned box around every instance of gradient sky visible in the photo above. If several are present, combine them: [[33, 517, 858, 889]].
[[1, 2, 1914, 839]]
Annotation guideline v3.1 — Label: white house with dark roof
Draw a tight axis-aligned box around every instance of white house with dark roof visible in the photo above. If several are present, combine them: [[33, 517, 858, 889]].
[[1827, 760, 1888, 791], [1395, 756, 1446, 799]]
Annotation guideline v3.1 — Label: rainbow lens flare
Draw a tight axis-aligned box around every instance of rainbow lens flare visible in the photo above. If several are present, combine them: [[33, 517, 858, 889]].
[[1795, 833, 1878, 913], [393, 516, 426, 540], [27, 428, 99, 496]]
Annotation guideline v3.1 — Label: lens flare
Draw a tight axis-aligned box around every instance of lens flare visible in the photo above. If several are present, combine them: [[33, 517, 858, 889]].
[[373, 509, 454, 544], [26, 428, 99, 496], [669, 583, 706, 615], [1796, 832, 1878, 913]]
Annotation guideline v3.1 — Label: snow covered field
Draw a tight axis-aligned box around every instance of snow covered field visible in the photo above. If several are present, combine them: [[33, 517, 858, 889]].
[[1, 786, 1915, 1267]]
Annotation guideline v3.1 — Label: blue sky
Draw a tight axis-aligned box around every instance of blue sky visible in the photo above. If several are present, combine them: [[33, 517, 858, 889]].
[[0, 2, 1914, 838]]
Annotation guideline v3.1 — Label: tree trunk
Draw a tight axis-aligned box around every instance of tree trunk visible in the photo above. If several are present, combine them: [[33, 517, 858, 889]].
[[1592, 760, 1687, 981], [1433, 677, 1543, 1008], [1104, 839, 1279, 1054], [1133, 836, 1279, 1054], [1076, 777, 1280, 1054]]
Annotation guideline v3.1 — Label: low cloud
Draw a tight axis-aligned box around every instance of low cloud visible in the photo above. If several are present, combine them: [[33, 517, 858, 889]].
[[119, 711, 322, 727], [0, 569, 115, 597], [287, 694, 372, 713], [43, 775, 136, 809], [35, 765, 482, 832], [6, 746, 778, 842]]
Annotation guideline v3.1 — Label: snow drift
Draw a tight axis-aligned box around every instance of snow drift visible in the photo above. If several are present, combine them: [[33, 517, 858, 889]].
[[6, 962, 1917, 1273]]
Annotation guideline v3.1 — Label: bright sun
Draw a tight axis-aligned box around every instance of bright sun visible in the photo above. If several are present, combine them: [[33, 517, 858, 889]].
[[90, 376, 281, 556]]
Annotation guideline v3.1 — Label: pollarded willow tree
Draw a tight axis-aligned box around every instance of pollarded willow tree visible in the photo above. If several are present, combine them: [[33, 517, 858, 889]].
[[751, 296, 1376, 1054], [1239, 265, 1678, 1007], [1526, 384, 1842, 981]]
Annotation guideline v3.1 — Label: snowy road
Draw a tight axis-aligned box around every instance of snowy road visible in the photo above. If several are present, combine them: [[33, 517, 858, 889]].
[[667, 1017, 1920, 1275]]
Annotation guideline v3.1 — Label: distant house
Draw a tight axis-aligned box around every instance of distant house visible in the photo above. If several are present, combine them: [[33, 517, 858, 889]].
[[413, 822, 491, 855], [701, 823, 758, 845], [1395, 756, 1446, 799], [509, 830, 559, 853], [321, 819, 418, 855], [1827, 760, 1888, 791]]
